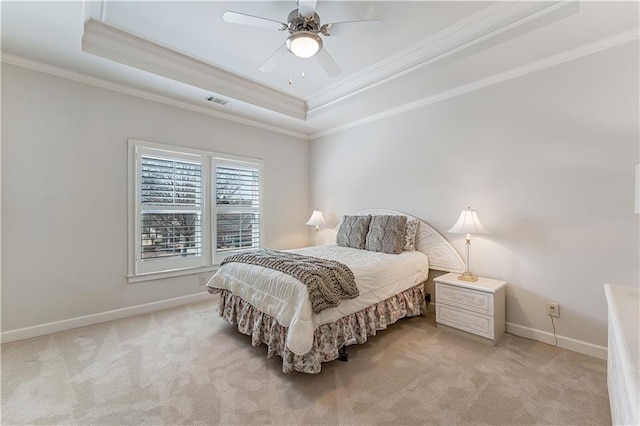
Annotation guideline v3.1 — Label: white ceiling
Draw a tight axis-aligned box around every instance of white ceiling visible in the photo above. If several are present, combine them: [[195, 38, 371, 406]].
[[2, 1, 639, 138]]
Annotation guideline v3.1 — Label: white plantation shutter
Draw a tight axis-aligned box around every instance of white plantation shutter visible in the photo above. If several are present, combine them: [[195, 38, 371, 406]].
[[129, 140, 263, 280], [136, 148, 204, 274], [215, 160, 261, 256], [140, 157, 202, 207]]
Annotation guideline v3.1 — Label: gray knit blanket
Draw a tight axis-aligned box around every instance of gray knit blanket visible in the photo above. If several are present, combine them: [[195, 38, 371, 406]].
[[220, 249, 359, 313]]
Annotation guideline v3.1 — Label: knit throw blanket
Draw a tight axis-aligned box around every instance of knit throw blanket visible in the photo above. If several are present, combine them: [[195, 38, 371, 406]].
[[220, 249, 359, 313]]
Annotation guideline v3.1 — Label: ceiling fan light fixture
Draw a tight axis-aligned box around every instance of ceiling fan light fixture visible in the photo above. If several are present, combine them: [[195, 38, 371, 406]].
[[286, 31, 322, 58]]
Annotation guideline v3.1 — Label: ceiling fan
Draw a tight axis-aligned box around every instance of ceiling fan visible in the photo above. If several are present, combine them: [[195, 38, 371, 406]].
[[222, 0, 382, 78]]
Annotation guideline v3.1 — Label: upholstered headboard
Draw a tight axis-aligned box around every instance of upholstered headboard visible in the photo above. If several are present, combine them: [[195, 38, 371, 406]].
[[324, 209, 465, 273]]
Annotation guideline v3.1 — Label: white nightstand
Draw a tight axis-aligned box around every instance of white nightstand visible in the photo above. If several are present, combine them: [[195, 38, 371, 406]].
[[434, 272, 506, 344]]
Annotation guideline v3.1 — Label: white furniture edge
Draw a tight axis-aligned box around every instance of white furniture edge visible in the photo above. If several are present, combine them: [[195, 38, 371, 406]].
[[0, 292, 211, 344], [434, 273, 507, 293], [324, 209, 465, 273], [604, 283, 640, 372], [604, 283, 639, 425]]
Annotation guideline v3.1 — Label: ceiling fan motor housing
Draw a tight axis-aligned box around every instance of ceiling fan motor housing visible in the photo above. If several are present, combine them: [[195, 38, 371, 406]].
[[287, 9, 321, 34]]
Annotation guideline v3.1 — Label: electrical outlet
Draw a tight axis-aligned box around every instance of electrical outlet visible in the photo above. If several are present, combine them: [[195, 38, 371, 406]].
[[199, 276, 207, 287], [546, 302, 559, 318]]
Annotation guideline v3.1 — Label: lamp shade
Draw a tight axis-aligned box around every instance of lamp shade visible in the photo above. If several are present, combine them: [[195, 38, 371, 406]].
[[448, 207, 487, 235], [305, 209, 325, 227]]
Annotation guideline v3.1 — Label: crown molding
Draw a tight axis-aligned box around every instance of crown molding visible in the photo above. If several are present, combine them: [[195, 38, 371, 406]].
[[82, 19, 307, 121], [3, 27, 636, 143], [306, 1, 578, 116], [310, 30, 639, 140], [1, 52, 310, 140]]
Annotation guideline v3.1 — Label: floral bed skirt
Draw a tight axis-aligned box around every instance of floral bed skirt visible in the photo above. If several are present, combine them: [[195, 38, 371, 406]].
[[215, 284, 426, 373]]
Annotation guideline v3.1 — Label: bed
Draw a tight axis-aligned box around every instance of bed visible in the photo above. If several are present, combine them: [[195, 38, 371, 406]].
[[206, 209, 464, 373]]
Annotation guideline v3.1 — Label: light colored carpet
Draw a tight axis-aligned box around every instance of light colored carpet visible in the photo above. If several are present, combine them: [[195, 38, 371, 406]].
[[1, 296, 610, 425]]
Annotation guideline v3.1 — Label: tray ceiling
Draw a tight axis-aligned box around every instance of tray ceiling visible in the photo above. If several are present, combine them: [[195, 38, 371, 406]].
[[2, 1, 638, 137]]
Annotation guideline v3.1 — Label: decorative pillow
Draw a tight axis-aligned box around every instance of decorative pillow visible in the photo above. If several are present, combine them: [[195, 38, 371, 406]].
[[336, 215, 372, 249], [403, 218, 419, 251], [365, 215, 407, 254]]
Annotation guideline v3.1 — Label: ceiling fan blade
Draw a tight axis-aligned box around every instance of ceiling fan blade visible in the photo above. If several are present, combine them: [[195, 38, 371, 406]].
[[316, 48, 341, 77], [297, 0, 318, 18], [323, 19, 383, 37], [259, 44, 287, 73], [222, 11, 287, 31]]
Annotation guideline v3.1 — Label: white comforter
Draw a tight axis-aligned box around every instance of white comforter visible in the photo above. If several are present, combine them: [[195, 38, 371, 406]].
[[207, 244, 430, 355]]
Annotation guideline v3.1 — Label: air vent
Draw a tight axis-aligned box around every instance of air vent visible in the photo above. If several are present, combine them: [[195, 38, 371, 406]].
[[205, 95, 228, 106]]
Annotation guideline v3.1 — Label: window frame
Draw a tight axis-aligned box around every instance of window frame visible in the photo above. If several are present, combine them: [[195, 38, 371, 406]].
[[128, 139, 263, 282]]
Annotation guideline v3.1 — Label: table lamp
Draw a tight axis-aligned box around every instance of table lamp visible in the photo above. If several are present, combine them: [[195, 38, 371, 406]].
[[306, 209, 325, 244], [448, 207, 487, 282]]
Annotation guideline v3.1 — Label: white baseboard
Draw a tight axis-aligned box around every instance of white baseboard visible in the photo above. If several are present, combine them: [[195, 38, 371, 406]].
[[1, 292, 213, 344], [2, 295, 609, 361], [506, 322, 607, 360], [430, 302, 607, 360]]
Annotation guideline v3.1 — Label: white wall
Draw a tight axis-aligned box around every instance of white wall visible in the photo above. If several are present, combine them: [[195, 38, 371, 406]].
[[1, 64, 310, 332], [310, 41, 639, 352], [2, 39, 638, 354]]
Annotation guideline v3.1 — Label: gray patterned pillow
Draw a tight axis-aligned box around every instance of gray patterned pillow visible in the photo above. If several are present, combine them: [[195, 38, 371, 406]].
[[365, 215, 407, 254], [403, 219, 419, 251], [336, 215, 372, 249]]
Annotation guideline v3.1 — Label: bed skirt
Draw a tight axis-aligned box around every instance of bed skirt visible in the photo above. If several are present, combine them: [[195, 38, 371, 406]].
[[215, 283, 426, 373]]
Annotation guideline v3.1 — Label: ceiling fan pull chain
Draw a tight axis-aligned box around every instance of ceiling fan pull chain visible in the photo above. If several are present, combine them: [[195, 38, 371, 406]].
[[288, 55, 293, 85], [302, 60, 305, 79]]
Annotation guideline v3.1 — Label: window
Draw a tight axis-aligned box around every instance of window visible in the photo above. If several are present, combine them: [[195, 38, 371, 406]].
[[129, 140, 262, 280], [215, 160, 261, 253]]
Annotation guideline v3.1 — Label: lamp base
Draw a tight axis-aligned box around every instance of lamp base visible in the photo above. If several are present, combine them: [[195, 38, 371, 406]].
[[458, 272, 479, 282]]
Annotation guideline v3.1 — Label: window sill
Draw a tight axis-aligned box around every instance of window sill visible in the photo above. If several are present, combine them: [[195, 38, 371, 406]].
[[128, 265, 219, 283]]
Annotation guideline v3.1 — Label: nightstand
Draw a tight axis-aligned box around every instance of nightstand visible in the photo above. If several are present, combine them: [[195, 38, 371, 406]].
[[434, 272, 506, 344]]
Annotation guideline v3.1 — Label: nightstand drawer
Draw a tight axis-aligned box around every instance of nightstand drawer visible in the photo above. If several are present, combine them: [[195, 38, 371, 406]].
[[436, 304, 494, 339], [436, 282, 493, 316]]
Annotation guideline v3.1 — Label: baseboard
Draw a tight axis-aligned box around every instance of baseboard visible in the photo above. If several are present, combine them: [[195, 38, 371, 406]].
[[2, 296, 609, 361], [506, 322, 607, 360], [1, 292, 213, 344], [430, 302, 607, 360]]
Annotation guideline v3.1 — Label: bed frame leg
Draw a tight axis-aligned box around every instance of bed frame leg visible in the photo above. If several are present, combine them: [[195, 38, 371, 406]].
[[338, 346, 349, 362]]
